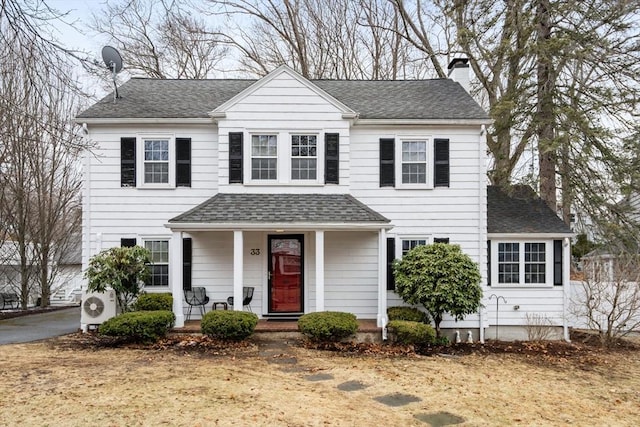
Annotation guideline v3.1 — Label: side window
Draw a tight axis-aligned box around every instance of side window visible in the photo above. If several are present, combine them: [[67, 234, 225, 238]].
[[144, 240, 169, 287]]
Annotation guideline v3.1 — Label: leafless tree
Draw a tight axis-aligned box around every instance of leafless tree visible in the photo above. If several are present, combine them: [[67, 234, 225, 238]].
[[1, 1, 88, 307], [90, 0, 227, 79], [573, 251, 640, 346], [206, 0, 430, 79]]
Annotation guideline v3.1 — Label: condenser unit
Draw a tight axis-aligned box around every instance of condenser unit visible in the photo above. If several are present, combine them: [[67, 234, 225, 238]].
[[81, 290, 117, 329]]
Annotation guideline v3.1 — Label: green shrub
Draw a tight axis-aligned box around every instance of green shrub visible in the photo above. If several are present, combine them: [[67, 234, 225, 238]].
[[298, 311, 358, 342], [99, 310, 175, 343], [387, 306, 429, 323], [387, 320, 435, 345], [134, 293, 173, 311], [201, 310, 259, 341]]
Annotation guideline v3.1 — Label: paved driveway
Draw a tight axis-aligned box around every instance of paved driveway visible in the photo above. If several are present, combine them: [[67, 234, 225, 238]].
[[0, 307, 80, 345]]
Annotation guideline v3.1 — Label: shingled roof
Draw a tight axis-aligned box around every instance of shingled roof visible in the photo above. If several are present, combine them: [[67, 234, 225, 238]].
[[488, 186, 573, 235], [77, 78, 488, 121], [169, 194, 390, 225]]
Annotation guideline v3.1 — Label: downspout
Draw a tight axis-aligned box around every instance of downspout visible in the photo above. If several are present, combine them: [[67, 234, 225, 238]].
[[82, 123, 91, 289], [563, 237, 571, 342], [478, 124, 487, 344]]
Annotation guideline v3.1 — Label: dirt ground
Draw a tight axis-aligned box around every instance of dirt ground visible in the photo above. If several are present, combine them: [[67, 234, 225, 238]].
[[0, 333, 639, 427]]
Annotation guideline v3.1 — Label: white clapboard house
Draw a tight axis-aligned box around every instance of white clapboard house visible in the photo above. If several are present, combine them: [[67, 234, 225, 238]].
[[76, 60, 573, 340]]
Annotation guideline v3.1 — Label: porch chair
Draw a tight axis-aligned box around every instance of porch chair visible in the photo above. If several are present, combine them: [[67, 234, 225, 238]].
[[227, 286, 254, 312], [184, 287, 209, 320]]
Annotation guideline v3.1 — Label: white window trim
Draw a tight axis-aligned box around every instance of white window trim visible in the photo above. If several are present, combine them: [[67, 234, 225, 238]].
[[245, 130, 324, 185], [490, 240, 554, 288], [395, 136, 433, 189], [136, 134, 175, 188], [396, 235, 432, 258], [142, 237, 171, 288]]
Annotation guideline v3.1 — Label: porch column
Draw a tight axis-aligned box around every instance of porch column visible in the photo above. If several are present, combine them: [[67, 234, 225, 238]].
[[315, 230, 325, 312], [171, 231, 185, 327], [233, 230, 244, 311], [377, 228, 388, 327]]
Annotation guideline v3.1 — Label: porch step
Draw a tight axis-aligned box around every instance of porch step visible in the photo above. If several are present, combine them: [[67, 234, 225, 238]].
[[263, 313, 303, 321]]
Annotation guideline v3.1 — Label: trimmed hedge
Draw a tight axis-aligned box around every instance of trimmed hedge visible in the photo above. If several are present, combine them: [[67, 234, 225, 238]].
[[298, 311, 358, 342], [134, 293, 173, 311], [387, 306, 429, 323], [99, 310, 175, 343], [387, 320, 435, 345], [201, 310, 258, 341]]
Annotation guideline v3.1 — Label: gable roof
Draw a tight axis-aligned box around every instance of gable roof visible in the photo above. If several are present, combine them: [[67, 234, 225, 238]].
[[168, 193, 389, 227], [487, 186, 573, 235], [77, 77, 488, 121]]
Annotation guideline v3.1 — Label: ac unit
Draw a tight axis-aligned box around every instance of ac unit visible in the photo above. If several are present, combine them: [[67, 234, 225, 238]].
[[81, 290, 118, 326]]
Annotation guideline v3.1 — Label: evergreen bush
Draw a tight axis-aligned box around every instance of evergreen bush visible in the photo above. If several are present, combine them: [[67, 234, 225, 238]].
[[387, 320, 435, 345], [134, 293, 173, 311], [98, 310, 175, 343], [298, 311, 358, 342], [201, 310, 259, 341], [387, 306, 429, 323]]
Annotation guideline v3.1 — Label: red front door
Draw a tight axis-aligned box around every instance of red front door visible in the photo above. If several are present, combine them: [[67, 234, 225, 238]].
[[268, 235, 304, 313]]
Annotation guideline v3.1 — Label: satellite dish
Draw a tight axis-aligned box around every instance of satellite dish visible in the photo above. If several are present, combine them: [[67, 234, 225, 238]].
[[102, 46, 123, 73], [101, 46, 123, 102]]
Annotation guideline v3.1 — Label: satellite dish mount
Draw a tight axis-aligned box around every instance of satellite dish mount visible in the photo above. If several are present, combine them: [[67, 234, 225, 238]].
[[101, 46, 123, 103]]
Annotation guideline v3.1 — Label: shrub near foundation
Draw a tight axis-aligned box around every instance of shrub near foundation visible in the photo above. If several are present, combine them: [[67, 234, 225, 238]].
[[387, 306, 429, 323], [201, 310, 259, 341], [134, 293, 173, 311], [298, 311, 358, 342], [99, 310, 176, 343], [387, 320, 436, 345]]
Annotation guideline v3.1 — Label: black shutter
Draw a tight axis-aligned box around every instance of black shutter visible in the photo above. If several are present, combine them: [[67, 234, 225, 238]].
[[121, 137, 136, 187], [325, 133, 339, 184], [434, 138, 450, 187], [434, 238, 450, 244], [386, 237, 396, 291], [229, 132, 243, 184], [554, 240, 563, 286], [176, 138, 191, 187], [121, 238, 137, 248], [380, 138, 395, 187], [487, 240, 491, 286], [183, 237, 192, 291]]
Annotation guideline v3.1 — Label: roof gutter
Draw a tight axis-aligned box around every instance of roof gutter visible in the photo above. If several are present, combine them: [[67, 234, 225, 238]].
[[488, 232, 575, 239], [73, 118, 215, 125], [165, 222, 393, 232], [353, 118, 493, 126]]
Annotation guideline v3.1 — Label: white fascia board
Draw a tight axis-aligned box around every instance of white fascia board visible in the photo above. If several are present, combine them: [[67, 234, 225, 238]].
[[74, 118, 214, 125], [488, 232, 575, 239], [353, 118, 493, 126], [209, 65, 357, 117], [165, 222, 393, 232]]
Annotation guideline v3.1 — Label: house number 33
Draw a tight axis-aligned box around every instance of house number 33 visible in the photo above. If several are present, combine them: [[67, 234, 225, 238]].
[[250, 249, 261, 255]]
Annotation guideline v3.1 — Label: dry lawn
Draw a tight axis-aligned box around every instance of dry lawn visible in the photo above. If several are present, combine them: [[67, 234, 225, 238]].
[[0, 335, 639, 426]]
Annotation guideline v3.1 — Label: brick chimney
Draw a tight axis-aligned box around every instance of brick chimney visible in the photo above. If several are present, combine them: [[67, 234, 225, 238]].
[[447, 58, 470, 93]]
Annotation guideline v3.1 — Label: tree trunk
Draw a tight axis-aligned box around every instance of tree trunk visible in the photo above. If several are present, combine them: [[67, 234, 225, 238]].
[[536, 0, 557, 212]]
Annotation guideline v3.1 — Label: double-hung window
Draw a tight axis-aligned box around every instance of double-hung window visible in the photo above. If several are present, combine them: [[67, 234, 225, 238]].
[[401, 140, 427, 184], [145, 240, 169, 287], [144, 139, 169, 184], [251, 135, 278, 180], [493, 241, 551, 286], [402, 238, 427, 256], [291, 135, 317, 180]]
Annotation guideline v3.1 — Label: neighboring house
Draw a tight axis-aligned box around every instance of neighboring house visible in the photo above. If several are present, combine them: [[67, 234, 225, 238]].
[[76, 61, 572, 340]]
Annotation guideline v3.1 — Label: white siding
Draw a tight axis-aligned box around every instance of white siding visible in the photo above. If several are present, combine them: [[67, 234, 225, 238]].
[[324, 231, 379, 318]]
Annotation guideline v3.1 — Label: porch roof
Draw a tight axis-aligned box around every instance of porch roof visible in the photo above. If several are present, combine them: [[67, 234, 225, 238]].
[[167, 193, 391, 230]]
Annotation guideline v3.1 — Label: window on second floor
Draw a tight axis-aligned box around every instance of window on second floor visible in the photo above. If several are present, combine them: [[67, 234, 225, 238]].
[[291, 135, 317, 180], [251, 134, 278, 180], [380, 137, 449, 189], [143, 139, 170, 184]]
